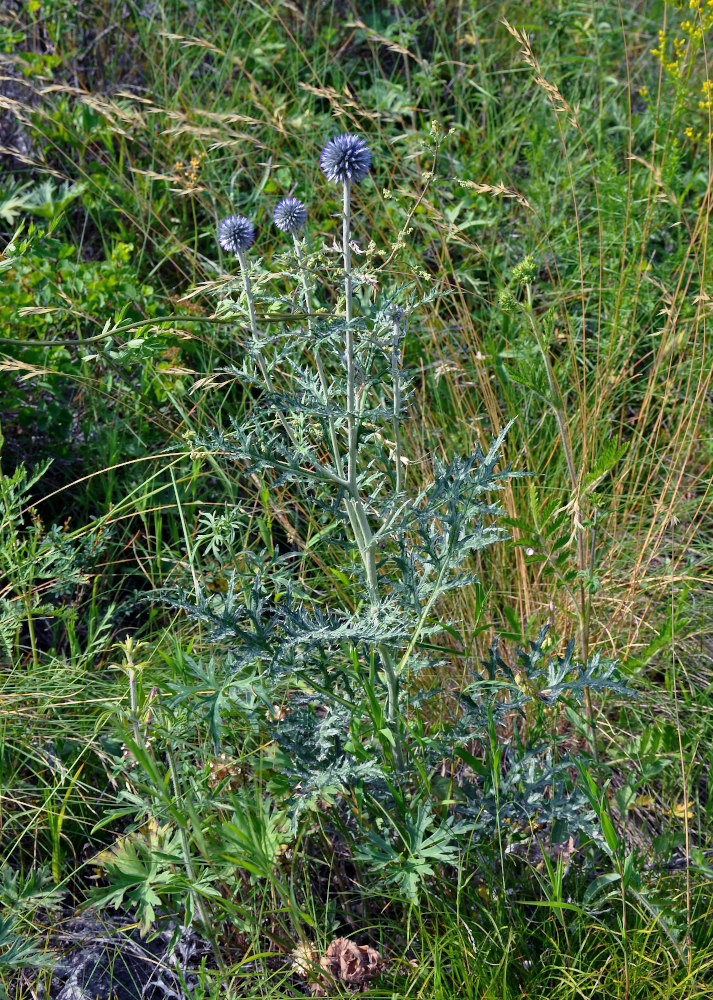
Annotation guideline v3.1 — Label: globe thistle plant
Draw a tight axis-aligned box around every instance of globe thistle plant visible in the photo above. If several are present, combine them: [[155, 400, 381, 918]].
[[273, 197, 307, 234], [196, 127, 631, 867]]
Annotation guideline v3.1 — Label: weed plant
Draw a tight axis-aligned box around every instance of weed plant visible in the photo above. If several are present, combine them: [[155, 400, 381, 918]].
[[157, 125, 633, 909]]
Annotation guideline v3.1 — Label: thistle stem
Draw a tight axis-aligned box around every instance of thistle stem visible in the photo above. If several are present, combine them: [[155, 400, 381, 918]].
[[293, 236, 343, 479], [341, 180, 403, 768], [391, 317, 404, 494], [236, 249, 348, 490], [237, 249, 274, 394], [343, 181, 358, 495]]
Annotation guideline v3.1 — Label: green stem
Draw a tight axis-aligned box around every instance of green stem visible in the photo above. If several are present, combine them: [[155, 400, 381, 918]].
[[293, 236, 343, 478], [127, 668, 141, 748], [237, 249, 282, 403], [396, 558, 449, 678], [620, 861, 630, 1000], [341, 180, 403, 769], [524, 294, 578, 490], [170, 466, 200, 602], [391, 316, 404, 494], [236, 249, 348, 490], [380, 646, 402, 757], [165, 745, 224, 970], [343, 181, 358, 495]]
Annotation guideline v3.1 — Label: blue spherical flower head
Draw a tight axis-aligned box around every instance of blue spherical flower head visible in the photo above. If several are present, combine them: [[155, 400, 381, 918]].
[[319, 134, 372, 185], [217, 215, 255, 254], [273, 197, 307, 234]]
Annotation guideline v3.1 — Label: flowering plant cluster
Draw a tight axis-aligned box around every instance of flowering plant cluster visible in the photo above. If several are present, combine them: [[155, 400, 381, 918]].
[[649, 0, 713, 143], [171, 131, 631, 903]]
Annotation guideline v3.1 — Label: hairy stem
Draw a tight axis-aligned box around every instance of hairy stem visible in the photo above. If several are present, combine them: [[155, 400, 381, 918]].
[[343, 182, 358, 495], [236, 249, 348, 490], [237, 249, 275, 395], [341, 180, 403, 768], [293, 236, 343, 478], [391, 316, 404, 494]]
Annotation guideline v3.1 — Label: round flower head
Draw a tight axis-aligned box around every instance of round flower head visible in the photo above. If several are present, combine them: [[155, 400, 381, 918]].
[[217, 215, 255, 255], [319, 133, 372, 185], [273, 197, 307, 234]]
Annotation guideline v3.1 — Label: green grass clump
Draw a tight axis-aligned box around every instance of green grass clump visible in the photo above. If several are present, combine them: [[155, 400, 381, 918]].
[[1, 0, 712, 997]]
